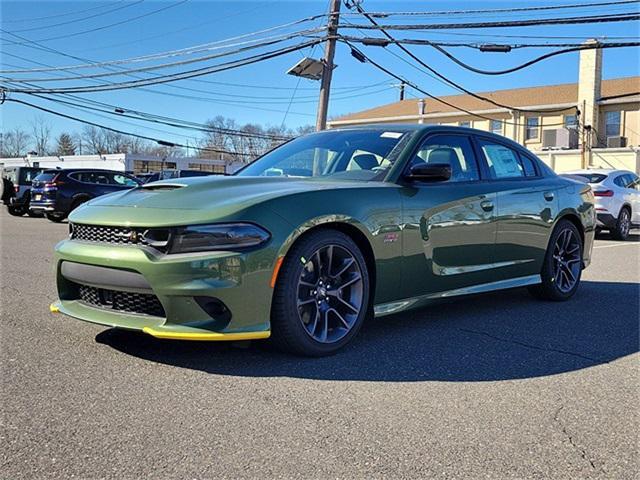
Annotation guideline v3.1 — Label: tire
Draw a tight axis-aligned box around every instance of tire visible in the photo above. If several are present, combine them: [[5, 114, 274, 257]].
[[70, 197, 89, 212], [528, 219, 583, 301], [270, 229, 371, 356], [27, 209, 44, 218], [7, 205, 26, 216], [46, 212, 67, 223], [612, 207, 631, 241]]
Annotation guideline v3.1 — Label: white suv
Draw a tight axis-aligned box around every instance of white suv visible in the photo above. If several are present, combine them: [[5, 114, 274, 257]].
[[562, 169, 639, 240]]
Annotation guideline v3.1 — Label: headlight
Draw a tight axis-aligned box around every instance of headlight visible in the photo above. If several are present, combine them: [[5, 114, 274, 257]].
[[169, 223, 270, 254]]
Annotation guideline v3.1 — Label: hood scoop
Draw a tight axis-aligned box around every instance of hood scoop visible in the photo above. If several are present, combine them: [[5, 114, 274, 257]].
[[140, 182, 187, 191]]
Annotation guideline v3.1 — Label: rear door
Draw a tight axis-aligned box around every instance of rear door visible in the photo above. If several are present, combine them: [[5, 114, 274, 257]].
[[475, 136, 558, 281], [621, 173, 640, 224], [400, 133, 498, 298]]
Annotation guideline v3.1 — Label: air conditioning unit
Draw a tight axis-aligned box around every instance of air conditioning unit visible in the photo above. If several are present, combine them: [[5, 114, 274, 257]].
[[542, 128, 578, 149], [606, 136, 627, 148]]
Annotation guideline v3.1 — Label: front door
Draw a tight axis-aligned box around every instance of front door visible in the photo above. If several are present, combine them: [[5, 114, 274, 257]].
[[400, 133, 498, 298]]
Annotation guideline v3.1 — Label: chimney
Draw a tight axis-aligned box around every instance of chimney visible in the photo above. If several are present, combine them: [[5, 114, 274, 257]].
[[417, 99, 425, 124], [577, 39, 602, 147]]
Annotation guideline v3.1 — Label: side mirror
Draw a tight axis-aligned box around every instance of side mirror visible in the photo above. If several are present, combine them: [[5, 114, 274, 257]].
[[405, 163, 452, 182]]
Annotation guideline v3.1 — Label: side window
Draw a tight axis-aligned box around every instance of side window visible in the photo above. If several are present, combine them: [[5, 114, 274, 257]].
[[70, 172, 87, 183], [629, 174, 640, 190], [93, 172, 110, 185], [517, 153, 538, 177], [411, 134, 480, 182], [613, 175, 627, 188], [478, 140, 529, 179], [113, 174, 139, 187]]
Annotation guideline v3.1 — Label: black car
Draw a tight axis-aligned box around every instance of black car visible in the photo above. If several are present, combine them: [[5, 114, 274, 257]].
[[137, 169, 218, 183], [1, 166, 45, 216], [30, 169, 142, 222]]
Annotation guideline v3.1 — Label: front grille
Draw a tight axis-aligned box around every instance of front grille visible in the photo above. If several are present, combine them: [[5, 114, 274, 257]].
[[78, 284, 165, 317], [70, 223, 170, 251], [71, 224, 138, 245]]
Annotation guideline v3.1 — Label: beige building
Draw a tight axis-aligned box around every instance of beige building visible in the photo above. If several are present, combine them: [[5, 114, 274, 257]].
[[329, 46, 640, 173]]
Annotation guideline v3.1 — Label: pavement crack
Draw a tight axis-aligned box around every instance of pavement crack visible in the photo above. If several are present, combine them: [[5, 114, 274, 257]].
[[457, 327, 608, 364], [553, 404, 602, 472]]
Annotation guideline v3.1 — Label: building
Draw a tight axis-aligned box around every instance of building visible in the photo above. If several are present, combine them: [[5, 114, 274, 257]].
[[329, 44, 640, 173], [0, 153, 242, 174]]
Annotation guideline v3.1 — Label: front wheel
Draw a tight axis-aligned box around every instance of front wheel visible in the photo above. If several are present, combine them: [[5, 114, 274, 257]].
[[45, 212, 67, 223], [7, 205, 26, 216], [612, 208, 631, 241], [270, 229, 370, 356], [528, 219, 583, 301]]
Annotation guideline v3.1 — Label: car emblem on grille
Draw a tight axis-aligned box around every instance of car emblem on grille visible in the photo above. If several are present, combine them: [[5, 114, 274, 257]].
[[115, 230, 138, 242]]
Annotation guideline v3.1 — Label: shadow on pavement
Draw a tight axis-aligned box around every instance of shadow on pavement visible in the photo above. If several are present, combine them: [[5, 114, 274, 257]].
[[96, 280, 639, 382]]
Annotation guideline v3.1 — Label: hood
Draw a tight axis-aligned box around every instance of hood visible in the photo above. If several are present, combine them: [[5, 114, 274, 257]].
[[69, 175, 368, 226]]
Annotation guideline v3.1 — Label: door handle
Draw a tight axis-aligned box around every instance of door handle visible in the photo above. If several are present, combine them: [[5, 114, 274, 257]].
[[544, 191, 555, 201], [480, 200, 494, 212]]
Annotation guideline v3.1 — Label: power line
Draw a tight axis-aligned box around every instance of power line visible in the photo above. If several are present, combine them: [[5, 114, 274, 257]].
[[340, 0, 640, 17], [343, 41, 572, 128], [340, 13, 640, 31], [346, 5, 580, 114], [1, 39, 325, 93], [5, 30, 324, 82], [1, 1, 129, 24], [7, 0, 145, 33], [1, 0, 191, 45], [4, 97, 253, 157]]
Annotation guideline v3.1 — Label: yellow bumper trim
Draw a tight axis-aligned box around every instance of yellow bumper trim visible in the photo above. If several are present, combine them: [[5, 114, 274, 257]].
[[142, 326, 270, 342]]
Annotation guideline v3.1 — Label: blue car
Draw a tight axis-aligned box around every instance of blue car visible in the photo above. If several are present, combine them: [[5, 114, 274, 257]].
[[30, 169, 142, 222]]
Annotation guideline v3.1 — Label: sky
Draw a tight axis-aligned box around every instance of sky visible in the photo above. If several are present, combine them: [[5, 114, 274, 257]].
[[1, 0, 639, 148]]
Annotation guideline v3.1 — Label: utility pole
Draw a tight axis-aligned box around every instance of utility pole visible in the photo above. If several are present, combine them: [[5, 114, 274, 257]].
[[316, 0, 341, 131]]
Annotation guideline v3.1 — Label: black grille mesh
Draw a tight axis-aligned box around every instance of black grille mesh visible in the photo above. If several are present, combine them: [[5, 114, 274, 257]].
[[71, 224, 137, 245], [78, 284, 165, 317]]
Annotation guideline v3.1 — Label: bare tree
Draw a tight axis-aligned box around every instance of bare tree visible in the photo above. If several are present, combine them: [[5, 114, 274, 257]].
[[30, 116, 52, 155], [0, 128, 31, 157], [82, 126, 107, 154]]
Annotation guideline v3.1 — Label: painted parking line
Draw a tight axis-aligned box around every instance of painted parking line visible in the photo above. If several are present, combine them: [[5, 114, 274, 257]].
[[594, 242, 640, 249]]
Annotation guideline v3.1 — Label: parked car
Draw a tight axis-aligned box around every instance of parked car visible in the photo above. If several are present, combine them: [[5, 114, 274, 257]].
[[561, 169, 639, 240], [1, 166, 45, 216], [51, 126, 595, 356], [137, 169, 218, 184], [30, 168, 142, 222]]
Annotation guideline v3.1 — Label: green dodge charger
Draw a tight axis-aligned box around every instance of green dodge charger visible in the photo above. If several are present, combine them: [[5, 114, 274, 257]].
[[51, 125, 596, 356]]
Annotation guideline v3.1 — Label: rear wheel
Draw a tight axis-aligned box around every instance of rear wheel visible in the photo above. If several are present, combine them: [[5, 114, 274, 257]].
[[529, 219, 583, 301], [45, 212, 66, 223], [270, 229, 370, 356], [612, 207, 631, 241]]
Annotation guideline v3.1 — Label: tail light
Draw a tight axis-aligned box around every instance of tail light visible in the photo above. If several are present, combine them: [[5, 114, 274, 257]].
[[593, 190, 614, 197], [45, 174, 63, 188], [14, 185, 19, 193]]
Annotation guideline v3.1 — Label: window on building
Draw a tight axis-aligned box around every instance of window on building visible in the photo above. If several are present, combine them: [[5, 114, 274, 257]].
[[490, 120, 502, 135], [525, 117, 539, 141], [564, 114, 578, 130], [458, 121, 471, 128], [605, 111, 621, 137]]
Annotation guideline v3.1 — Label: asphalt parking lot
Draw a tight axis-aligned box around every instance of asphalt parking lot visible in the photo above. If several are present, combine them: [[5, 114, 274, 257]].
[[1, 209, 638, 479]]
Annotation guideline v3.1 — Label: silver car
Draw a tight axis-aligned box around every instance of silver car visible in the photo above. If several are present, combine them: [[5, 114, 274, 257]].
[[561, 169, 639, 240]]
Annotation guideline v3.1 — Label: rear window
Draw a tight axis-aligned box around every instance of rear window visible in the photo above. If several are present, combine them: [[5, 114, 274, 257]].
[[34, 172, 59, 183], [568, 173, 607, 184], [19, 168, 44, 185]]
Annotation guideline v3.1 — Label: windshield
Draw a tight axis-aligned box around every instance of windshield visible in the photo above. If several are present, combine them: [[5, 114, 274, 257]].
[[237, 129, 415, 181]]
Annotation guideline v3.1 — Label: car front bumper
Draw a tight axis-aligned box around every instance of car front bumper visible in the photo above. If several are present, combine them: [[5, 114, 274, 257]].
[[53, 239, 275, 340]]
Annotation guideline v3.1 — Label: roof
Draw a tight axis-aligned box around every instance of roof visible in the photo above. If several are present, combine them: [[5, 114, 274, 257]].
[[332, 76, 639, 123]]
